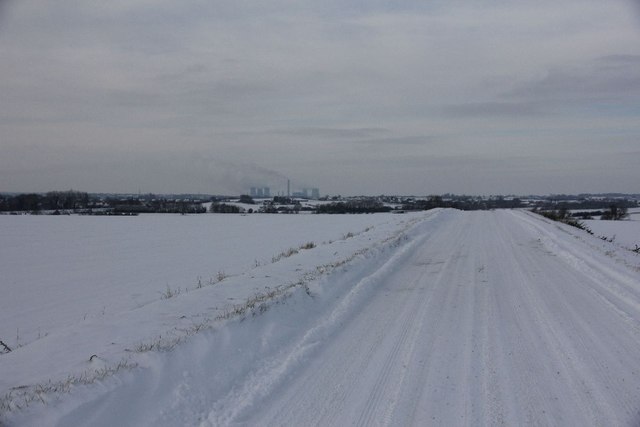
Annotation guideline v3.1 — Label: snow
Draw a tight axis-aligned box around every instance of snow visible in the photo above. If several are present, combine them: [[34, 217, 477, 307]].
[[584, 218, 640, 251], [2, 209, 640, 426], [0, 213, 407, 351], [0, 212, 424, 418]]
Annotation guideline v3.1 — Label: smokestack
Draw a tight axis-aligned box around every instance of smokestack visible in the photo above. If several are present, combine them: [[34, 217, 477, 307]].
[[287, 179, 290, 197]]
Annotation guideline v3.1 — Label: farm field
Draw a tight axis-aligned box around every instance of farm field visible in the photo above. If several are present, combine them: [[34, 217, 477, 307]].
[[0, 213, 414, 351], [585, 213, 640, 251]]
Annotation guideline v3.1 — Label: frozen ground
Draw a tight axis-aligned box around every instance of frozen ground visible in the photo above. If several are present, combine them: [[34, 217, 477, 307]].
[[0, 212, 424, 419], [585, 216, 640, 251], [0, 213, 408, 351], [2, 209, 640, 426]]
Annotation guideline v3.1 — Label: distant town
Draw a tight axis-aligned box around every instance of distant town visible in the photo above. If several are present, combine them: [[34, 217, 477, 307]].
[[1, 190, 638, 217], [249, 179, 320, 200]]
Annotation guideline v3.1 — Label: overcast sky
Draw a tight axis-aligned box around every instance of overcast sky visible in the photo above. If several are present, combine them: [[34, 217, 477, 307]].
[[1, 0, 639, 196]]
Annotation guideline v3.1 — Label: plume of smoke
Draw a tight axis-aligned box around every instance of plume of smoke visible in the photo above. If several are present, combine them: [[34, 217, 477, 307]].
[[192, 156, 290, 195]]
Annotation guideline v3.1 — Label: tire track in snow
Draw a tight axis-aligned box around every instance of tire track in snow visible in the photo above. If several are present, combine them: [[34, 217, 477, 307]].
[[502, 210, 640, 423], [206, 214, 451, 426], [240, 210, 640, 426], [515, 210, 640, 322], [406, 212, 515, 425], [238, 212, 468, 427], [487, 214, 595, 425], [354, 233, 464, 427], [253, 266, 432, 427], [354, 285, 425, 427]]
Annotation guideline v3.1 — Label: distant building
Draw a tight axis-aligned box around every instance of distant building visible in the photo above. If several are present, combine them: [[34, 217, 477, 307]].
[[298, 188, 320, 199], [249, 186, 270, 198]]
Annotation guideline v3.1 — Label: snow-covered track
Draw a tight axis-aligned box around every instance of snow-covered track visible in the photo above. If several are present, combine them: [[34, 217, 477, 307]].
[[235, 210, 640, 426]]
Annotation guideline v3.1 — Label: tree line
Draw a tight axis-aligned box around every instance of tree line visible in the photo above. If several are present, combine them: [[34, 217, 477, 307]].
[[0, 191, 90, 212]]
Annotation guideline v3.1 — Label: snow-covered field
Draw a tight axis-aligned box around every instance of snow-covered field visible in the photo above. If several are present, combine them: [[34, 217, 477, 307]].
[[2, 209, 640, 426], [0, 213, 410, 351], [0, 212, 424, 420], [585, 215, 640, 251]]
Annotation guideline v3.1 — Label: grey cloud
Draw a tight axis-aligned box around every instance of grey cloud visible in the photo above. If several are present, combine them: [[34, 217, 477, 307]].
[[267, 127, 391, 139], [598, 54, 640, 64], [1, 0, 639, 195], [440, 102, 543, 118], [349, 154, 542, 170], [0, 0, 12, 28], [352, 136, 438, 146], [508, 55, 640, 103], [0, 144, 290, 194], [155, 64, 209, 83]]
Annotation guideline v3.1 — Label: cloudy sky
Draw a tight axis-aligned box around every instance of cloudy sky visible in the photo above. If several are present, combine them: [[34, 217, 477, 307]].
[[1, 0, 639, 196]]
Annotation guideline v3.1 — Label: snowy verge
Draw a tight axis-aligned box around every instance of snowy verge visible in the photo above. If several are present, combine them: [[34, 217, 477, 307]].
[[0, 211, 437, 421]]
